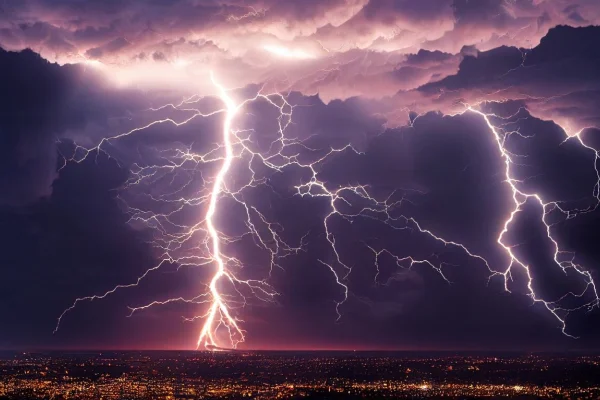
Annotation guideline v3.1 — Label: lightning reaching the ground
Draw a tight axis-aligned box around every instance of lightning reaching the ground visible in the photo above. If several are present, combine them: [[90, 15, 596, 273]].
[[54, 65, 600, 349], [194, 72, 244, 348], [55, 72, 310, 349]]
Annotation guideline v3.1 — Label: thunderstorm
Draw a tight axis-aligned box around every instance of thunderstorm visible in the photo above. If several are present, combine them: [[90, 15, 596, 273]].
[[52, 72, 600, 349], [4, 0, 600, 352]]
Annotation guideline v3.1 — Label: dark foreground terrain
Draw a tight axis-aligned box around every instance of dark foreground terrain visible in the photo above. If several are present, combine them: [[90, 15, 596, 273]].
[[1, 351, 599, 399]]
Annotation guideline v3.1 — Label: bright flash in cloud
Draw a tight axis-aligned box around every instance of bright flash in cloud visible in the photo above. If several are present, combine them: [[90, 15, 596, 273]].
[[83, 59, 103, 68], [172, 59, 191, 68], [263, 45, 316, 60]]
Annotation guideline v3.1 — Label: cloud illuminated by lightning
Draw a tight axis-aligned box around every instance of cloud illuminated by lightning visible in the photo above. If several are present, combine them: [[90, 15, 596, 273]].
[[263, 45, 316, 60]]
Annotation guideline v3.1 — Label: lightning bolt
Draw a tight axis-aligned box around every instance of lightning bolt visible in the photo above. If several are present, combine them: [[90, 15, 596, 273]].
[[196, 72, 245, 349], [55, 72, 307, 349], [465, 104, 600, 337], [54, 71, 600, 349]]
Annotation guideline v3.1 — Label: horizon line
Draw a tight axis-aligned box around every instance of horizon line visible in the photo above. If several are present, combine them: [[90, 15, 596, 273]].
[[2, 347, 598, 353]]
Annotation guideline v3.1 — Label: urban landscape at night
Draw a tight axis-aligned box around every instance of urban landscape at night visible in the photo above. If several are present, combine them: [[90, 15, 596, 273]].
[[1, 351, 600, 399]]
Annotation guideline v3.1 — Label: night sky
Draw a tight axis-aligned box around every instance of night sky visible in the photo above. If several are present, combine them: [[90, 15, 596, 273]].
[[2, 0, 600, 351]]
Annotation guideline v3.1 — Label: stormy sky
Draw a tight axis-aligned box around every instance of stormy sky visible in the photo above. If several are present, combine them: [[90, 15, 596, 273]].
[[2, 0, 600, 351]]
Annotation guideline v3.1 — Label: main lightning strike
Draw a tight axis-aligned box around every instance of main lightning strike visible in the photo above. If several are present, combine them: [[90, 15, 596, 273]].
[[55, 72, 321, 349], [197, 72, 243, 348]]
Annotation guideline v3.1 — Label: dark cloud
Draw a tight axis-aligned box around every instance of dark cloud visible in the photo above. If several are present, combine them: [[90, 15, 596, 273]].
[[421, 46, 524, 91], [0, 49, 76, 205], [151, 51, 166, 61], [405, 50, 454, 67], [398, 25, 600, 134], [568, 11, 588, 23], [0, 0, 598, 68], [85, 37, 130, 59], [0, 47, 154, 205]]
